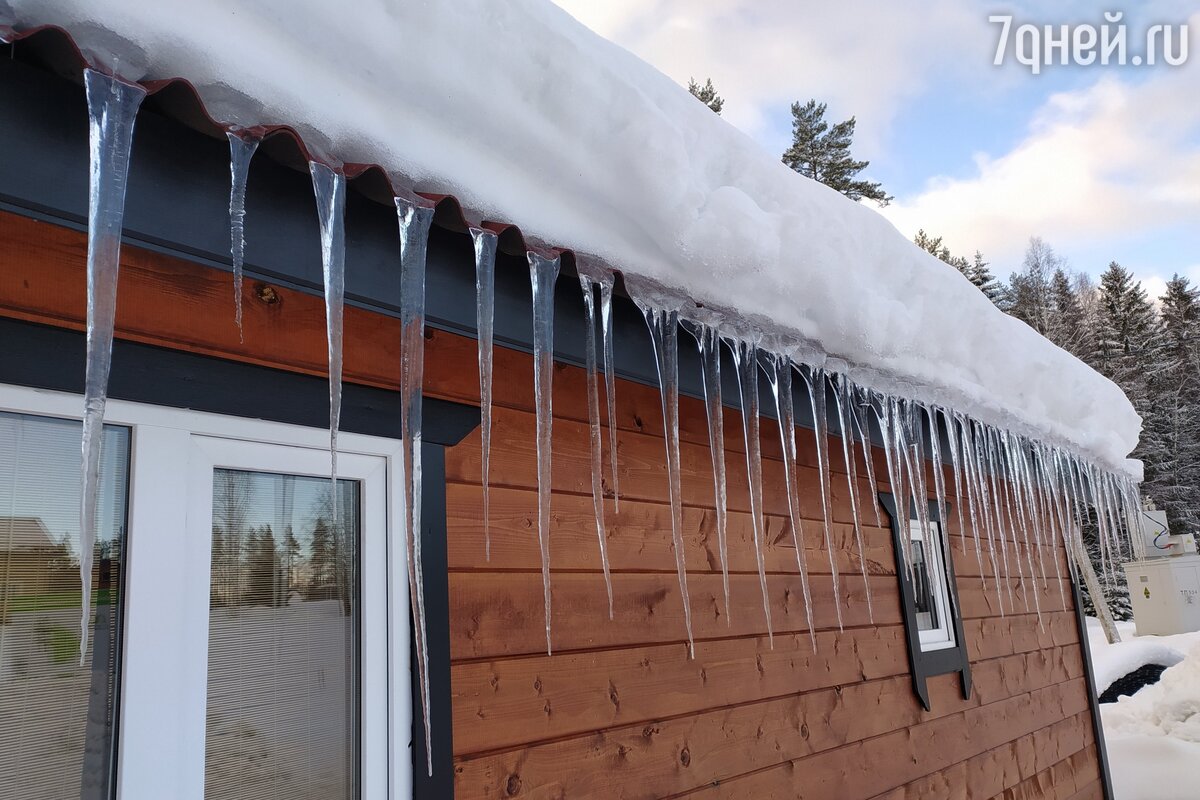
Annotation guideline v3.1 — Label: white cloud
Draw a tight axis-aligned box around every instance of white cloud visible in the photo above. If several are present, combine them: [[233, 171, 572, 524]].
[[879, 59, 1200, 269], [551, 0, 993, 158]]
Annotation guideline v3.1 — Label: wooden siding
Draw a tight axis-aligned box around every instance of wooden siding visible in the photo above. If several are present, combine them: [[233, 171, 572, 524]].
[[0, 210, 1106, 798]]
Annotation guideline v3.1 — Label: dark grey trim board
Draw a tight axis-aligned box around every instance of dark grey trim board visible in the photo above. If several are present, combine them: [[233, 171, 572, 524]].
[[878, 492, 972, 711], [1072, 578, 1116, 800]]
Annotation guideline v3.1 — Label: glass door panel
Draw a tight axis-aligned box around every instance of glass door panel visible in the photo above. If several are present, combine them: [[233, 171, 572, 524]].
[[205, 470, 361, 800], [0, 411, 130, 800]]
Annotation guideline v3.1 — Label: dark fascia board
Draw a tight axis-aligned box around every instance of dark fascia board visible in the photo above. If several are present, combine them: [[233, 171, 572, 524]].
[[0, 48, 872, 446], [878, 491, 972, 711], [1071, 578, 1116, 799]]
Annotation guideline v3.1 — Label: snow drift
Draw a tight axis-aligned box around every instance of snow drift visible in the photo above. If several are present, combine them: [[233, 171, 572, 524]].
[[1, 0, 1141, 470]]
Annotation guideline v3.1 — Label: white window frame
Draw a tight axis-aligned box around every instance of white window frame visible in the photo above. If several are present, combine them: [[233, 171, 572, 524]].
[[910, 520, 957, 652], [0, 383, 414, 800]]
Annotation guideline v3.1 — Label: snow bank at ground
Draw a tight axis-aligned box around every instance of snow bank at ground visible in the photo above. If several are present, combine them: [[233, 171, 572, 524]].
[[1086, 618, 1200, 799], [2, 0, 1140, 469], [1106, 735, 1200, 800]]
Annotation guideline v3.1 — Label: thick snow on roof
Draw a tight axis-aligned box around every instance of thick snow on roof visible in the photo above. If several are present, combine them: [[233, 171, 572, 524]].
[[4, 0, 1140, 470]]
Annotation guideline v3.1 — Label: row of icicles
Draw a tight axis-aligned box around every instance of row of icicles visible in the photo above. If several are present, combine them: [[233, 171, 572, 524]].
[[77, 69, 1141, 777]]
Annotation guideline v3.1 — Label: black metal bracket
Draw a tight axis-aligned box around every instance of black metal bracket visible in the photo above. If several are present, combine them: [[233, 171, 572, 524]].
[[879, 492, 972, 711]]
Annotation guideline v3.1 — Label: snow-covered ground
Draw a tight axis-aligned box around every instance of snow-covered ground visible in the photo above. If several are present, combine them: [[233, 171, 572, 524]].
[[1085, 618, 1200, 800]]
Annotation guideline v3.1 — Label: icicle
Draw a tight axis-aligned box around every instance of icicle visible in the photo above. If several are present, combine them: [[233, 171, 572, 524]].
[[396, 197, 435, 775], [962, 416, 1004, 614], [1038, 445, 1068, 607], [942, 408, 984, 585], [529, 252, 560, 655], [470, 228, 498, 560], [79, 69, 145, 662], [800, 367, 843, 630], [730, 338, 774, 645], [638, 305, 695, 657], [1004, 434, 1040, 621], [850, 387, 883, 528], [925, 406, 956, 617], [579, 274, 614, 618], [691, 323, 731, 624], [832, 375, 873, 620], [309, 163, 346, 532], [599, 276, 621, 512], [227, 131, 260, 342], [982, 425, 1016, 609], [900, 400, 934, 556], [875, 393, 912, 578], [763, 353, 816, 648]]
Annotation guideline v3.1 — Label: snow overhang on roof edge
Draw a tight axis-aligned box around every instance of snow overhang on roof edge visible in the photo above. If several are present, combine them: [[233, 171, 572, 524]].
[[0, 15, 1143, 479]]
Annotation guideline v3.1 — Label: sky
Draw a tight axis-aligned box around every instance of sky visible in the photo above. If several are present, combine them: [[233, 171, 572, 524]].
[[551, 1, 1200, 300]]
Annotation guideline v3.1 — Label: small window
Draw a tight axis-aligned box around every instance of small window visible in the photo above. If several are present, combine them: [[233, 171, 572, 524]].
[[909, 521, 956, 652], [879, 493, 971, 711]]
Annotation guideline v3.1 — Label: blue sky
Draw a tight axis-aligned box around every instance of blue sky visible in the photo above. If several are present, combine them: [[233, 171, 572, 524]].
[[553, 1, 1200, 299]]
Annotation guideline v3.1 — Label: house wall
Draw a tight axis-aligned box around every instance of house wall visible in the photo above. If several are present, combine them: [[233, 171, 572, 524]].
[[0, 210, 1107, 798]]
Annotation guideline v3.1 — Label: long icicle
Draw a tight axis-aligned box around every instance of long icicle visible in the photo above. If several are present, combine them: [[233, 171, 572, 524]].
[[941, 407, 983, 585], [801, 367, 843, 630], [832, 375, 873, 620], [79, 69, 146, 662], [396, 197, 436, 775], [962, 415, 1004, 614], [692, 323, 732, 624], [227, 131, 260, 342], [983, 424, 1016, 610], [579, 275, 614, 618], [529, 252, 560, 655], [925, 406, 956, 616], [851, 386, 883, 528], [470, 228, 498, 560], [764, 353, 817, 648], [639, 306, 695, 657], [731, 338, 774, 645], [599, 276, 621, 511], [875, 393, 911, 578], [309, 163, 346, 530]]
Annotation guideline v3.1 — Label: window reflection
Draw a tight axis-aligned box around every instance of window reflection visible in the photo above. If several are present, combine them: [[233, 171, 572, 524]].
[[205, 470, 359, 800], [0, 412, 130, 800]]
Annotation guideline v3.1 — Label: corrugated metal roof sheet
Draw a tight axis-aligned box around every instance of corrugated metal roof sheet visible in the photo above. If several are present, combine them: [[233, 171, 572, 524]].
[[2, 24, 574, 263]]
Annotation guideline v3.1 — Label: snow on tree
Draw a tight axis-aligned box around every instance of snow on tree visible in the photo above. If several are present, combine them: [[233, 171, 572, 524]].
[[1141, 275, 1200, 537], [1045, 267, 1092, 357], [1006, 237, 1060, 335], [966, 251, 1006, 306], [1094, 262, 1159, 389], [782, 100, 892, 205], [687, 77, 724, 115], [912, 230, 1004, 306]]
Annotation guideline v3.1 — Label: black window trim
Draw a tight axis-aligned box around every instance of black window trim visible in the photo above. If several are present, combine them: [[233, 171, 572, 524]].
[[878, 491, 972, 711]]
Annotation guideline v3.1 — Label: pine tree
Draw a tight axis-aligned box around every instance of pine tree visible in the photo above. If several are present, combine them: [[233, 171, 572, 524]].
[[1045, 268, 1091, 357], [782, 100, 892, 205], [966, 251, 1006, 306], [1005, 237, 1059, 334], [687, 77, 724, 114], [1094, 262, 1158, 387], [1141, 275, 1200, 535]]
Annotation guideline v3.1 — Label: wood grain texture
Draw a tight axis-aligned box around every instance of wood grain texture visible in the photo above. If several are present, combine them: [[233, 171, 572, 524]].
[[0, 211, 1104, 799]]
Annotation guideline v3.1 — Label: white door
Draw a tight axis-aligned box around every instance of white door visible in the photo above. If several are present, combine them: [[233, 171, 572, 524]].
[[0, 384, 412, 800]]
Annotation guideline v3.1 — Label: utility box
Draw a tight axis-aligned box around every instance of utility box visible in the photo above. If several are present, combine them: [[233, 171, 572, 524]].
[[1124, 555, 1200, 636]]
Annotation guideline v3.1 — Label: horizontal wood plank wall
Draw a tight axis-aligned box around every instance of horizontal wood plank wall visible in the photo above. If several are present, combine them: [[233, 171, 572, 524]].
[[0, 211, 1105, 799]]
